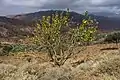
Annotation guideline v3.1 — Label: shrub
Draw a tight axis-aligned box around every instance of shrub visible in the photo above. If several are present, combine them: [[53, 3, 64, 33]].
[[0, 43, 44, 56], [1, 44, 26, 54], [104, 31, 120, 44], [31, 9, 98, 66]]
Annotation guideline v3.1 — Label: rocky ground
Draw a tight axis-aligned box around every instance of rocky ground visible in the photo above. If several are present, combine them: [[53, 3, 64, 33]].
[[0, 43, 120, 80]]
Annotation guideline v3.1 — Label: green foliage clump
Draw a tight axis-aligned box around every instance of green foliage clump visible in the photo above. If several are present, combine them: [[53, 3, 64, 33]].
[[104, 31, 120, 44], [0, 44, 43, 55], [1, 44, 26, 54], [32, 9, 98, 66]]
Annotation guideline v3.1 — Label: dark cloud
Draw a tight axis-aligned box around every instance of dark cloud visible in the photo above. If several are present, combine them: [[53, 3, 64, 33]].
[[0, 0, 120, 15]]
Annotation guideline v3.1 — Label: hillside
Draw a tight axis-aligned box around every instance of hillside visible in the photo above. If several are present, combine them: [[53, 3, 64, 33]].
[[10, 10, 120, 30], [0, 10, 120, 39], [0, 16, 33, 39]]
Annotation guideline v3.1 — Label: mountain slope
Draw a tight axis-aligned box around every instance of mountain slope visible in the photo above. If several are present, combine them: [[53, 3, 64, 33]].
[[0, 16, 32, 38], [10, 10, 120, 30], [0, 10, 119, 40], [10, 10, 85, 24], [0, 16, 27, 25]]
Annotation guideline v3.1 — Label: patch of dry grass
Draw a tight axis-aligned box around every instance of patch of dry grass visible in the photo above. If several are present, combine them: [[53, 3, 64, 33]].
[[0, 44, 120, 80]]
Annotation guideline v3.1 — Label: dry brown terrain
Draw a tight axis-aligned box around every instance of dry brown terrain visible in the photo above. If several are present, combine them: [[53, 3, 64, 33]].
[[0, 43, 120, 80]]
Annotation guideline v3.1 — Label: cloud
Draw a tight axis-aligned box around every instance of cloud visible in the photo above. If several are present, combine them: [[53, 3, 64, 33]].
[[3, 0, 48, 7], [0, 0, 120, 15]]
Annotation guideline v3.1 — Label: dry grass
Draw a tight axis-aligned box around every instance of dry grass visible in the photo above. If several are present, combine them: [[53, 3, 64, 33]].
[[0, 43, 120, 80]]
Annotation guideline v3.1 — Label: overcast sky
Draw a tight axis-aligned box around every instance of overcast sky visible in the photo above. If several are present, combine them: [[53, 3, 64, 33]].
[[0, 0, 120, 16]]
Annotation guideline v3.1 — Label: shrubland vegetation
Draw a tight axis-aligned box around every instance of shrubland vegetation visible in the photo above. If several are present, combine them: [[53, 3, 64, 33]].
[[0, 9, 120, 66], [94, 31, 120, 45], [104, 31, 120, 44], [31, 9, 98, 66], [0, 9, 120, 80]]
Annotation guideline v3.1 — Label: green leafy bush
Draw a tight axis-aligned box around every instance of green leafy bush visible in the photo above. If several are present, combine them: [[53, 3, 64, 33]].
[[1, 44, 43, 55], [1, 44, 26, 54], [104, 31, 120, 44], [32, 9, 98, 66]]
